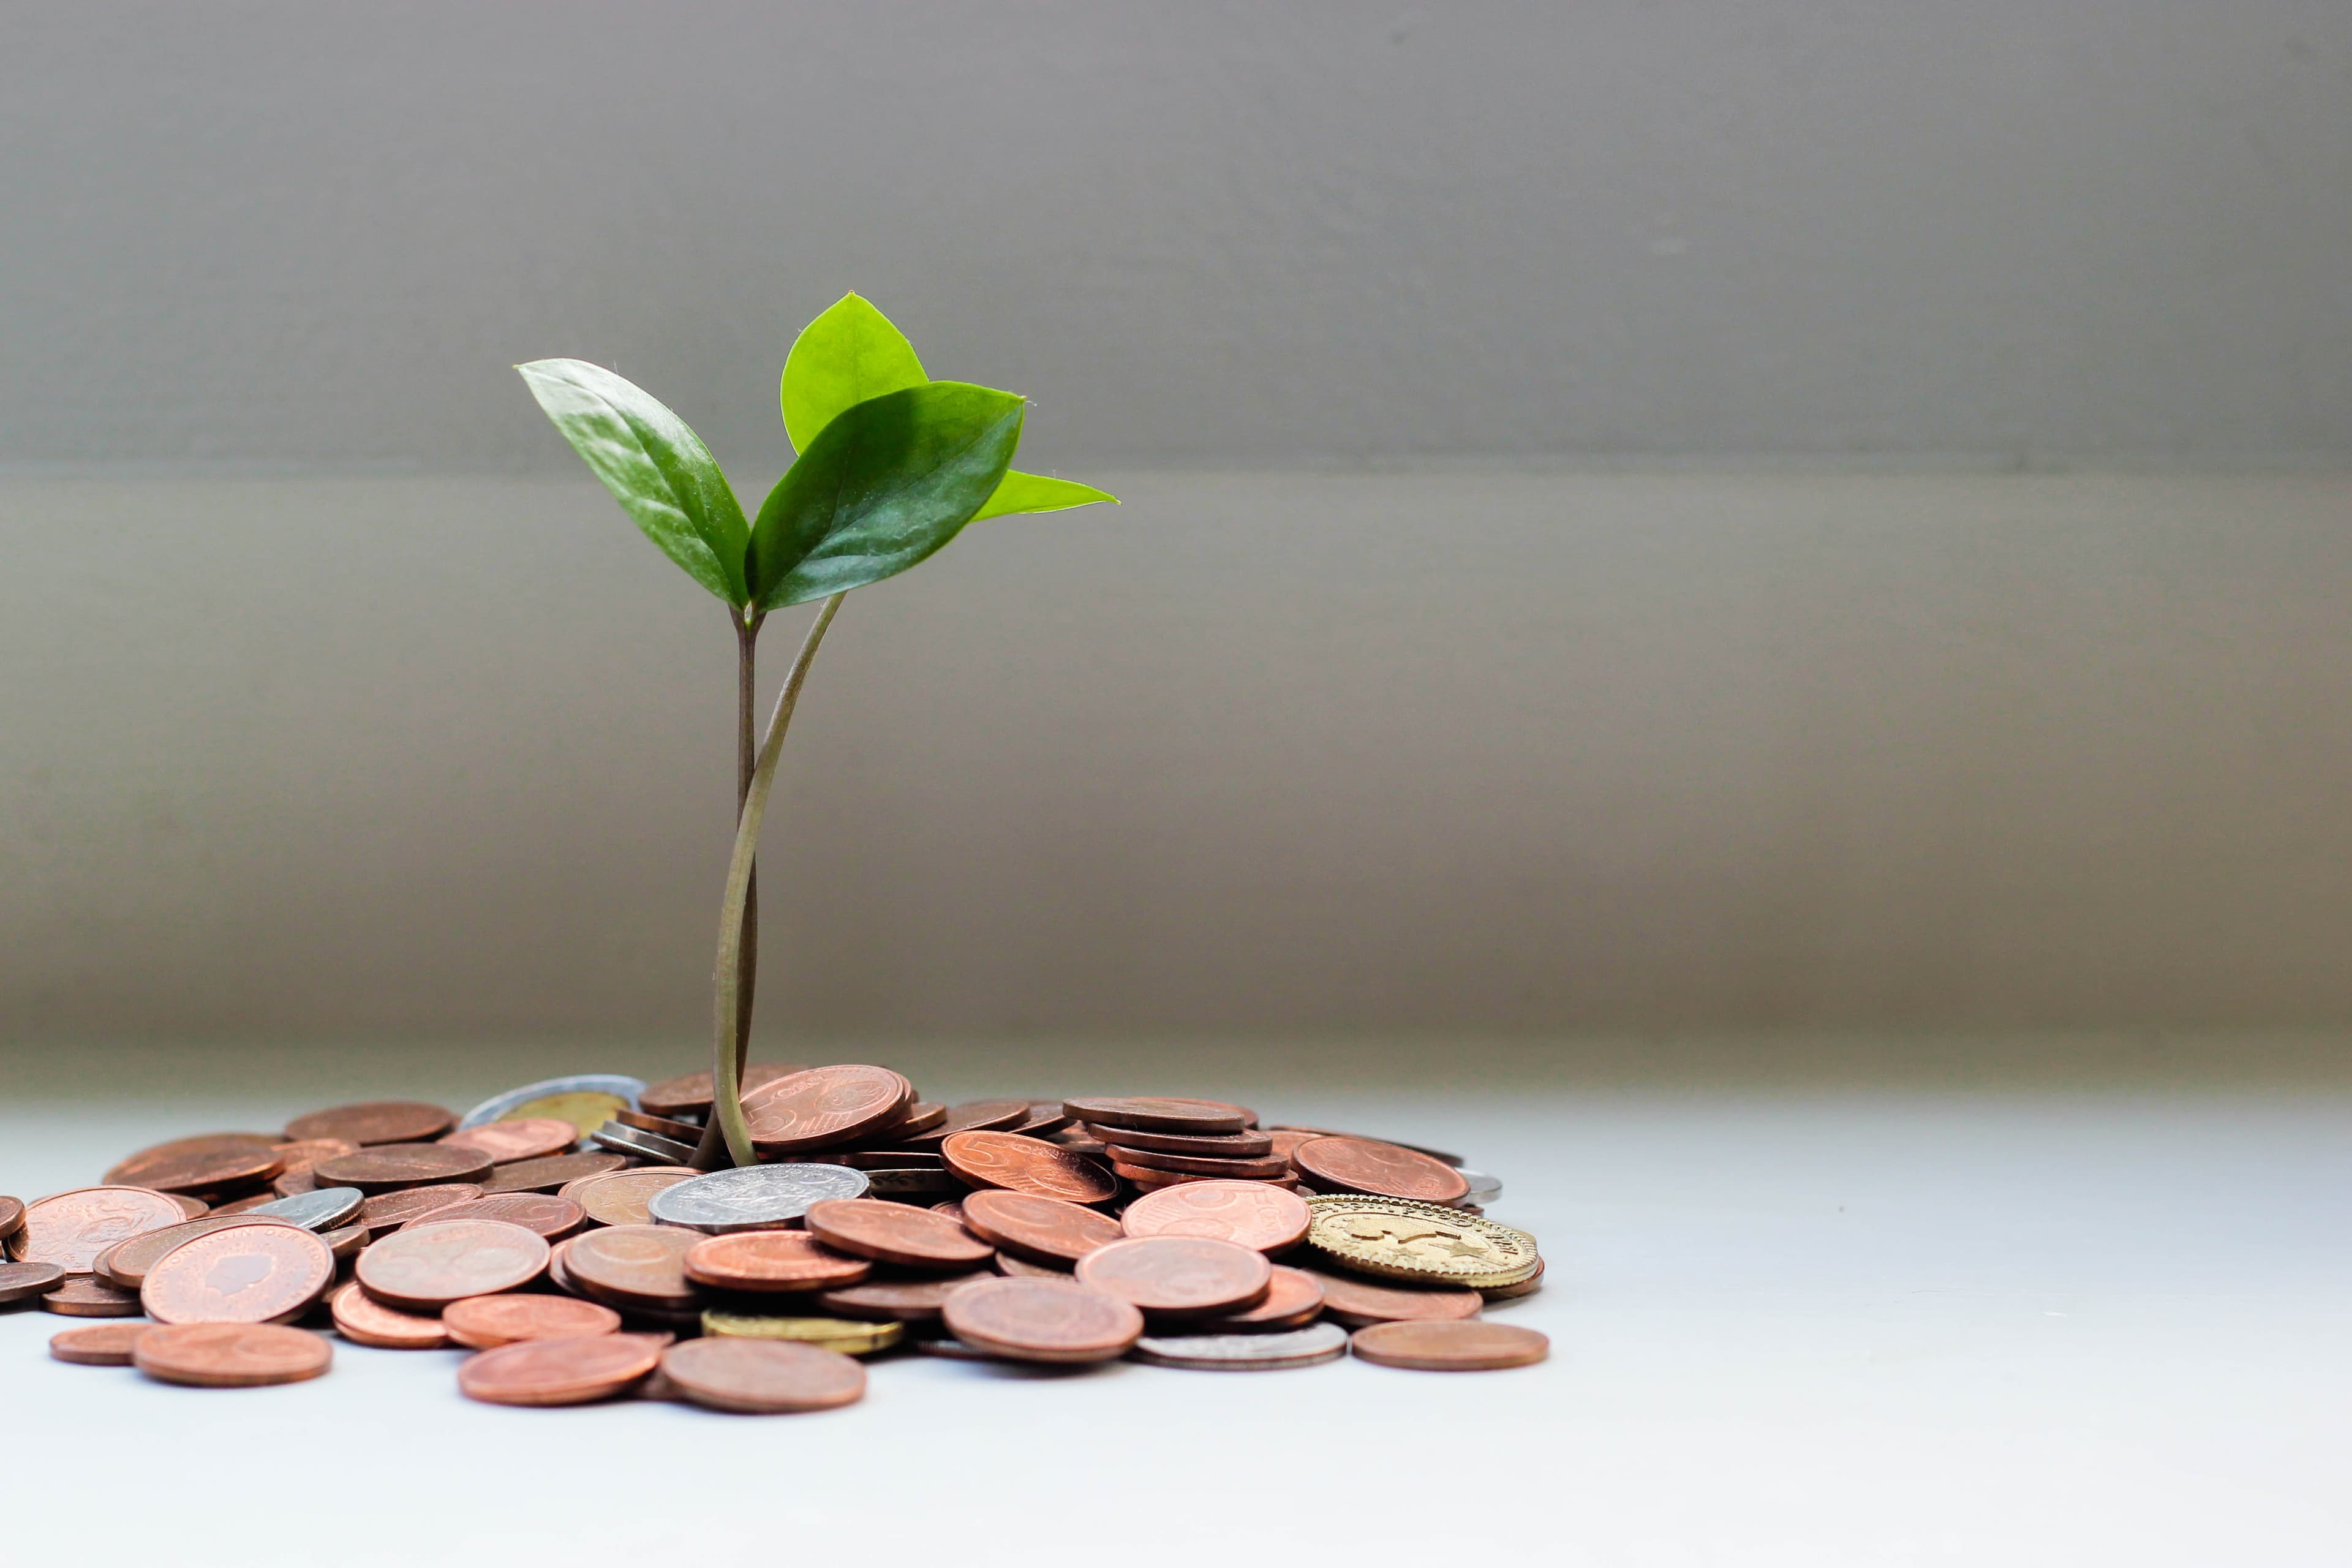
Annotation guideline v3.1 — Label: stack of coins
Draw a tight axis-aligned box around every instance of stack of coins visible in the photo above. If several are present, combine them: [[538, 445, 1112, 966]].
[[9, 1066, 1550, 1406]]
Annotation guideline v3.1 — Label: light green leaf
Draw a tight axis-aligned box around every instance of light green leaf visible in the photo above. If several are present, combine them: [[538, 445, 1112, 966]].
[[518, 359, 750, 605], [780, 293, 928, 454], [972, 470, 1118, 522], [748, 382, 1024, 610]]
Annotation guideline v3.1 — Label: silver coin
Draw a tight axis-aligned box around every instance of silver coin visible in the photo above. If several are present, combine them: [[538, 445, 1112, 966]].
[[1129, 1321, 1350, 1371], [1456, 1169, 1503, 1207], [243, 1186, 364, 1232], [591, 1122, 699, 1164], [456, 1074, 646, 1131], [646, 1164, 870, 1234]]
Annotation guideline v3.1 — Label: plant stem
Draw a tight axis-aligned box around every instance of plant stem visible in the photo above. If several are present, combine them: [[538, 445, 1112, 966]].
[[707, 592, 845, 1168], [692, 606, 765, 1171]]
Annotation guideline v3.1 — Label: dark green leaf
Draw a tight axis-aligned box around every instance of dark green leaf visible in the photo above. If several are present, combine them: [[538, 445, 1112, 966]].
[[972, 470, 1118, 522], [779, 294, 927, 454]]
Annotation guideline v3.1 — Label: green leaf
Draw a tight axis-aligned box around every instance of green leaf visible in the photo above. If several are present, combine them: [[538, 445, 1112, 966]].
[[780, 293, 928, 454], [518, 359, 750, 605], [971, 470, 1119, 522], [748, 382, 1025, 609]]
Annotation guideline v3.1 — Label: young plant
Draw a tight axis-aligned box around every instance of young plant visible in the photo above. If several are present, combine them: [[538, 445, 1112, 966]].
[[521, 295, 1114, 1167]]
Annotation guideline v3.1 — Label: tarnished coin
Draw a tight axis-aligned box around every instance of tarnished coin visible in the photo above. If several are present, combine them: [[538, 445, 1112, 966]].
[[399, 1193, 584, 1240], [649, 1164, 869, 1234], [1104, 1144, 1293, 1180], [7, 1187, 186, 1273], [0, 1194, 22, 1240], [1291, 1136, 1470, 1205], [458, 1332, 664, 1406], [96, 1143, 282, 1197], [0, 1259, 67, 1303], [479, 1152, 626, 1195], [102, 1133, 279, 1188], [942, 1276, 1144, 1364], [1457, 1169, 1503, 1208], [442, 1292, 620, 1349], [1303, 1196, 1540, 1289], [636, 1062, 802, 1120], [805, 1199, 993, 1271], [1351, 1319, 1549, 1371], [1196, 1265, 1325, 1332], [357, 1184, 482, 1235], [1062, 1097, 1254, 1134], [50, 1322, 153, 1365], [328, 1280, 449, 1349], [1130, 1321, 1349, 1371], [437, 1117, 579, 1165], [39, 1277, 144, 1316], [701, 1313, 905, 1355], [136, 1322, 333, 1387], [815, 1270, 992, 1323], [284, 1101, 456, 1146], [742, 1065, 909, 1153], [590, 1122, 699, 1164], [564, 1224, 701, 1310], [563, 1167, 697, 1227], [355, 1219, 551, 1311], [241, 1186, 365, 1232], [314, 1144, 493, 1194], [1075, 1237, 1273, 1319], [660, 1336, 867, 1414], [1298, 1267, 1484, 1327], [959, 1189, 1123, 1265], [457, 1074, 645, 1133], [941, 1133, 1118, 1205], [682, 1232, 872, 1293], [94, 1214, 303, 1290], [141, 1224, 335, 1324], [1120, 1180, 1311, 1254], [1084, 1124, 1275, 1158]]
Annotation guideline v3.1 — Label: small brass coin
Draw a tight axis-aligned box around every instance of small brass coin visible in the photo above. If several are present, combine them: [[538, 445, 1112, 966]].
[[700, 1312, 906, 1356]]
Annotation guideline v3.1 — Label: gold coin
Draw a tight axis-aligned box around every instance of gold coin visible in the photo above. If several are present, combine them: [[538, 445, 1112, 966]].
[[700, 1311, 905, 1356], [1301, 1195, 1541, 1291], [503, 1093, 626, 1140]]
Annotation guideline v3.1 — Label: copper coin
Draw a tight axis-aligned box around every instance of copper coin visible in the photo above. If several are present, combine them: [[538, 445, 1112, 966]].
[[804, 1199, 993, 1271], [207, 1193, 280, 1216], [437, 1117, 579, 1164], [7, 1186, 186, 1273], [40, 1277, 146, 1316], [660, 1336, 867, 1414], [1011, 1101, 1074, 1136], [322, 1223, 369, 1262], [167, 1193, 212, 1218], [399, 1193, 584, 1240], [1482, 1256, 1547, 1300], [1267, 1123, 1463, 1166], [1103, 1144, 1292, 1180], [1075, 1237, 1272, 1318], [50, 1322, 153, 1365], [442, 1292, 621, 1349], [96, 1144, 282, 1197], [563, 1224, 700, 1310], [328, 1280, 449, 1349], [315, 1143, 494, 1194], [563, 1167, 697, 1227], [269, 1137, 361, 1177], [1061, 1096, 1254, 1134], [284, 1101, 456, 1146], [101, 1133, 278, 1188], [355, 1219, 551, 1311], [357, 1183, 483, 1235], [1291, 1136, 1470, 1205], [137, 1322, 333, 1387], [140, 1224, 335, 1324], [479, 1151, 626, 1195], [1351, 1319, 1548, 1371], [637, 1061, 805, 1118], [458, 1332, 663, 1406], [941, 1132, 1118, 1205], [1084, 1124, 1275, 1158], [879, 1101, 948, 1139], [742, 1065, 909, 1152], [1196, 1265, 1325, 1331], [1120, 1180, 1312, 1254], [815, 1270, 992, 1322], [0, 1194, 23, 1241], [682, 1232, 871, 1293], [916, 1098, 1031, 1142], [1047, 1128, 1109, 1155], [95, 1214, 302, 1289], [0, 1259, 67, 1302], [941, 1276, 1144, 1363], [272, 1165, 318, 1198], [1300, 1267, 1485, 1327], [930, 1199, 967, 1223], [993, 1252, 1071, 1279], [614, 1107, 704, 1141], [959, 1189, 1123, 1265]]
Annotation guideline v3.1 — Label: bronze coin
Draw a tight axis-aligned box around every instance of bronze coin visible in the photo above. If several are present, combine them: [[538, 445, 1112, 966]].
[[268, 1137, 361, 1178], [1267, 1123, 1463, 1166], [563, 1224, 701, 1310], [355, 1219, 551, 1311], [1196, 1265, 1325, 1332], [742, 1065, 909, 1153], [167, 1193, 213, 1218], [102, 1133, 279, 1188], [614, 1107, 704, 1141], [1350, 1319, 1548, 1371], [682, 1232, 872, 1293], [321, 1223, 369, 1262], [941, 1276, 1144, 1363], [637, 1061, 805, 1118], [804, 1199, 993, 1271], [315, 1144, 494, 1195], [0, 1194, 23, 1240], [1084, 1124, 1275, 1158], [141, 1224, 335, 1324], [328, 1280, 449, 1349], [916, 1098, 1031, 1142], [1075, 1237, 1272, 1318], [1291, 1136, 1470, 1205], [660, 1336, 867, 1414], [97, 1144, 282, 1198], [399, 1193, 584, 1240], [1481, 1257, 1547, 1300], [879, 1101, 948, 1139], [815, 1270, 993, 1322], [959, 1189, 1123, 1265], [283, 1101, 456, 1146], [442, 1292, 621, 1349], [40, 1277, 146, 1316], [437, 1117, 579, 1165], [941, 1132, 1118, 1205], [1011, 1101, 1074, 1136], [1049, 1129, 1109, 1155], [1102, 1144, 1293, 1180], [993, 1252, 1071, 1279], [207, 1193, 280, 1217], [458, 1332, 664, 1406], [137, 1322, 333, 1387], [479, 1151, 626, 1194], [50, 1322, 153, 1365], [1120, 1180, 1312, 1254], [0, 1259, 67, 1302], [7, 1186, 186, 1273], [272, 1165, 319, 1198], [562, 1167, 697, 1227], [930, 1199, 966, 1223], [1299, 1267, 1485, 1327], [95, 1214, 303, 1290], [357, 1183, 483, 1235], [1061, 1097, 1254, 1134]]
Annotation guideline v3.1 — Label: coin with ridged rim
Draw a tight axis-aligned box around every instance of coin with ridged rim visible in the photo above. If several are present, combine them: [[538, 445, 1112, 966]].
[[1129, 1321, 1349, 1371], [1302, 1195, 1539, 1289], [648, 1164, 869, 1234]]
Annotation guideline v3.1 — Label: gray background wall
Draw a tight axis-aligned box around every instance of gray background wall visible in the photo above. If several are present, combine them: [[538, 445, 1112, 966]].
[[6, 5, 2350, 1046]]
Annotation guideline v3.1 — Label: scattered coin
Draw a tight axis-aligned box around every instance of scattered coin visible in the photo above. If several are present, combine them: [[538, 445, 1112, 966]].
[[136, 1322, 334, 1387], [1104, 1144, 1294, 1180], [478, 1152, 626, 1195], [681, 1232, 872, 1293], [94, 1214, 303, 1290], [284, 1101, 456, 1147], [943, 1276, 1145, 1364], [1267, 1124, 1464, 1167], [1194, 1265, 1325, 1332], [590, 1121, 699, 1164], [167, 1193, 212, 1218], [1074, 1237, 1273, 1319], [0, 1195, 22, 1241], [741, 1065, 909, 1153], [49, 1322, 153, 1365], [267, 1139, 362, 1182], [1350, 1319, 1549, 1371], [1298, 1267, 1484, 1328], [1063, 1096, 1254, 1134], [457, 1333, 663, 1407], [1302, 1196, 1540, 1290], [102, 1133, 279, 1188], [399, 1193, 585, 1240], [314, 1144, 494, 1194], [659, 1337, 867, 1414], [635, 1062, 802, 1120], [437, 1117, 579, 1164], [701, 1313, 905, 1355], [857, 1167, 962, 1198], [879, 1101, 948, 1139], [39, 1277, 144, 1316], [647, 1164, 870, 1234], [918, 1099, 1031, 1142], [1120, 1180, 1311, 1254], [1130, 1321, 1350, 1371], [1084, 1124, 1275, 1158], [804, 1199, 994, 1270], [6, 1187, 186, 1273], [0, 1260, 67, 1303], [328, 1280, 450, 1349], [959, 1189, 1123, 1265], [456, 1074, 645, 1134], [356, 1184, 482, 1235], [141, 1224, 336, 1325], [1011, 1102, 1074, 1136], [941, 1132, 1118, 1205], [96, 1144, 282, 1198], [355, 1219, 551, 1312], [562, 1168, 698, 1227], [442, 1292, 621, 1349], [815, 1270, 992, 1323], [1291, 1136, 1471, 1205], [563, 1225, 701, 1311], [241, 1186, 366, 1232]]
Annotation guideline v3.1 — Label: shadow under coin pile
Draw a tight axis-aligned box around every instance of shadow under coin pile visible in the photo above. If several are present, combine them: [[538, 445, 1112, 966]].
[[9, 1066, 1547, 1411]]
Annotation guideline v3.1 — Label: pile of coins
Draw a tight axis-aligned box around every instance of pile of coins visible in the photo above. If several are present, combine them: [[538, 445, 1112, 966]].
[[4, 1065, 1547, 1411]]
